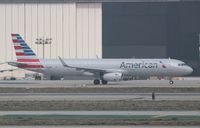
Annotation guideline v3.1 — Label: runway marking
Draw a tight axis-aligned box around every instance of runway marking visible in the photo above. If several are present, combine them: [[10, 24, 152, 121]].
[[0, 111, 199, 116], [152, 115, 167, 118]]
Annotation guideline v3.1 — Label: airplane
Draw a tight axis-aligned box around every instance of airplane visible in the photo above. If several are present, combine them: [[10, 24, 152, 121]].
[[2, 34, 193, 85]]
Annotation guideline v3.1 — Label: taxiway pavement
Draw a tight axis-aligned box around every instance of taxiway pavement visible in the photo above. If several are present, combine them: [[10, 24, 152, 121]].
[[0, 92, 199, 101], [0, 79, 200, 88]]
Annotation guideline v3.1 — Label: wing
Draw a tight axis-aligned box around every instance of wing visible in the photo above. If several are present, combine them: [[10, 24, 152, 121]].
[[0, 68, 18, 73], [58, 56, 124, 74], [7, 62, 29, 68], [0, 62, 19, 72], [0, 64, 18, 73]]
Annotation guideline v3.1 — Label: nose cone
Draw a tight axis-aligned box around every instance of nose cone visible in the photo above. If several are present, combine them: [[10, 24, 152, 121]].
[[185, 66, 193, 75]]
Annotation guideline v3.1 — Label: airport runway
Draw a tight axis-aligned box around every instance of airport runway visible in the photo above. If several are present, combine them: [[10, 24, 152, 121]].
[[0, 110, 199, 116], [0, 79, 200, 88], [0, 80, 199, 126], [0, 92, 199, 101]]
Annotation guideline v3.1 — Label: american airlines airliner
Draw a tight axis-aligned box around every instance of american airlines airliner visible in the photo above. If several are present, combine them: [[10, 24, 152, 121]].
[[5, 34, 193, 85]]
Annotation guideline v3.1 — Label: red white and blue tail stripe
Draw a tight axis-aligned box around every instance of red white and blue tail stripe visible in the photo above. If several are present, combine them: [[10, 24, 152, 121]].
[[11, 34, 44, 69]]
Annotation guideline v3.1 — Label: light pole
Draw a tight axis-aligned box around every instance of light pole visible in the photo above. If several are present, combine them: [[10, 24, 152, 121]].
[[199, 33, 200, 59], [199, 33, 200, 73], [35, 38, 52, 59]]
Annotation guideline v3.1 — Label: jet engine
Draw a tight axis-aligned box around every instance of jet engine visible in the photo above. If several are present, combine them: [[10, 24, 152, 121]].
[[102, 72, 122, 81]]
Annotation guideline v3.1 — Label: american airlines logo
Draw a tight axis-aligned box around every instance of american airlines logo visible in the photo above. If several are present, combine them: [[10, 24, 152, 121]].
[[120, 62, 158, 69], [159, 61, 167, 68]]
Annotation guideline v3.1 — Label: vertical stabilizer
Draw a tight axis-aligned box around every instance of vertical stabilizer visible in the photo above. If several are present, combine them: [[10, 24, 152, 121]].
[[11, 34, 44, 68]]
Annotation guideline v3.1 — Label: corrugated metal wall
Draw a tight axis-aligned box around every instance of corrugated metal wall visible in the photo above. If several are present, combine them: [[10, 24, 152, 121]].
[[0, 2, 102, 78]]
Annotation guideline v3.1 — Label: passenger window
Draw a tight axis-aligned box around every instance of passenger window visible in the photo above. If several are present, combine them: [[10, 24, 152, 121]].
[[178, 63, 186, 66]]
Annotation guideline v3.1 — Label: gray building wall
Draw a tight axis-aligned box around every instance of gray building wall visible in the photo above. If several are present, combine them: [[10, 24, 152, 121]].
[[102, 2, 200, 75], [103, 2, 168, 58]]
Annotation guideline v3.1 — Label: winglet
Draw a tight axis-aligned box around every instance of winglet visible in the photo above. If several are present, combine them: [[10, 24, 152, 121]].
[[58, 56, 71, 68]]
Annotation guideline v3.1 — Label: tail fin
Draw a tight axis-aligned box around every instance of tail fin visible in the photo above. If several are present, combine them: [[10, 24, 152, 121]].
[[11, 34, 39, 63]]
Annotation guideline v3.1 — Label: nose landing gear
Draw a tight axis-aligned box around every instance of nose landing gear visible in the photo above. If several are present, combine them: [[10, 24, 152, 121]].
[[169, 77, 174, 85], [169, 80, 174, 85]]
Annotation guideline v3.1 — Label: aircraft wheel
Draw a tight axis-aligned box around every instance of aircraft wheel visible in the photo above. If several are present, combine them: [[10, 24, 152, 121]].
[[94, 79, 100, 85], [101, 80, 108, 85], [169, 80, 174, 85]]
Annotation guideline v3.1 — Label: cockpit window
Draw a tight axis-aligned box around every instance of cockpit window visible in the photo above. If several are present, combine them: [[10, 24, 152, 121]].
[[178, 63, 187, 66]]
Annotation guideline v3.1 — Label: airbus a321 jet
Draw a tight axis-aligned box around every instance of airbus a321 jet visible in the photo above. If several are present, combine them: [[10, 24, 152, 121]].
[[5, 34, 193, 85]]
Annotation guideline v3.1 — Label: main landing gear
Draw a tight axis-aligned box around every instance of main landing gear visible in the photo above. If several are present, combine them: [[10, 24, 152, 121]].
[[94, 79, 100, 85], [101, 80, 108, 85], [93, 79, 108, 85], [169, 77, 174, 85]]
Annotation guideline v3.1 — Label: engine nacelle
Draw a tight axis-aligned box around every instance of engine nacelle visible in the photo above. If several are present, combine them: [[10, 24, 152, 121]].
[[103, 72, 122, 81]]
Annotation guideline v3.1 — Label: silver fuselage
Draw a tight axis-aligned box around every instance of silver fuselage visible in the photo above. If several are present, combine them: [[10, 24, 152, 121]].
[[18, 58, 193, 79]]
